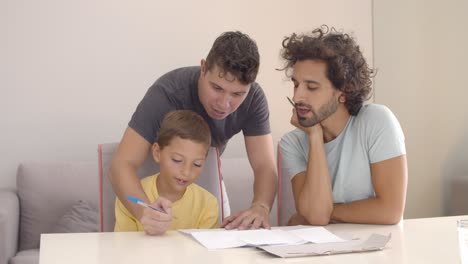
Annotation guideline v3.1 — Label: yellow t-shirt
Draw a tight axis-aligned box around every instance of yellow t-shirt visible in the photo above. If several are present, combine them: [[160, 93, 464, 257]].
[[114, 173, 219, 231]]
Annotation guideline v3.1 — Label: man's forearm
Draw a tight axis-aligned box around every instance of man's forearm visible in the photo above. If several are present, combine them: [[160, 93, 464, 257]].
[[108, 163, 147, 220], [296, 135, 333, 225], [332, 198, 403, 224], [252, 168, 277, 211], [109, 127, 153, 221]]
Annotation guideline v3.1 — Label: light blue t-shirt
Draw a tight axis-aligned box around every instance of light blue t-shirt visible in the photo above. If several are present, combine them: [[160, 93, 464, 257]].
[[279, 104, 406, 203]]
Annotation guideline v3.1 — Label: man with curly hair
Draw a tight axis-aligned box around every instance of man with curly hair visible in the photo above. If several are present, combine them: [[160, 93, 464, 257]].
[[109, 31, 277, 234], [279, 26, 407, 225]]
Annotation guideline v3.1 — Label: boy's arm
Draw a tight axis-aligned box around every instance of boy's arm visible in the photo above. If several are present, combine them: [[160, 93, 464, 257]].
[[114, 199, 139, 232], [331, 155, 408, 224], [109, 127, 152, 221], [222, 134, 277, 230]]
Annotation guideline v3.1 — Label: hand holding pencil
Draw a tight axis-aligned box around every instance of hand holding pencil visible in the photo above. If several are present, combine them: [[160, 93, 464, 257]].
[[127, 195, 173, 235], [126, 195, 175, 217]]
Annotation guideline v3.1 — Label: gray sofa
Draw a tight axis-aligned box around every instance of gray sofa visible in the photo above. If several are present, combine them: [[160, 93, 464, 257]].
[[0, 162, 98, 264], [0, 144, 230, 264], [0, 144, 279, 264]]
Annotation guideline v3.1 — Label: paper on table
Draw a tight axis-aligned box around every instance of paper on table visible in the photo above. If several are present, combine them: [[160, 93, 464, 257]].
[[191, 230, 246, 249], [190, 229, 304, 249], [260, 233, 391, 258], [238, 229, 305, 246], [290, 227, 346, 243], [179, 228, 224, 234], [180, 225, 308, 234], [185, 226, 346, 249]]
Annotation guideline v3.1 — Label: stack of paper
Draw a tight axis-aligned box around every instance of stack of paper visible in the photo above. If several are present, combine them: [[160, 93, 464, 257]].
[[181, 226, 346, 249], [260, 233, 391, 258]]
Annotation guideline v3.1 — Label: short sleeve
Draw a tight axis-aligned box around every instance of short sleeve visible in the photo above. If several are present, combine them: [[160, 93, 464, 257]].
[[364, 105, 406, 163], [242, 85, 271, 136], [279, 131, 308, 181], [114, 198, 140, 232], [128, 82, 176, 144], [197, 194, 219, 229]]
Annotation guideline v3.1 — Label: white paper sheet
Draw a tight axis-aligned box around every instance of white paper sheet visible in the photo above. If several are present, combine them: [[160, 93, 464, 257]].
[[183, 226, 346, 249], [290, 227, 346, 243], [259, 233, 391, 258]]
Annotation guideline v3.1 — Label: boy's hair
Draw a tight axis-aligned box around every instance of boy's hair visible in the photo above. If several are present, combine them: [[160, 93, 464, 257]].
[[205, 31, 260, 85], [280, 25, 374, 115], [157, 110, 211, 152]]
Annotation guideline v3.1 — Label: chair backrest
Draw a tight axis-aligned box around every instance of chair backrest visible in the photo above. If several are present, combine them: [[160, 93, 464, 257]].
[[98, 143, 225, 232], [276, 143, 296, 226]]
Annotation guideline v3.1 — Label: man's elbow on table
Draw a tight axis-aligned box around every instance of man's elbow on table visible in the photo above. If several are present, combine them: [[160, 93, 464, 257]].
[[299, 209, 331, 226], [380, 209, 404, 225]]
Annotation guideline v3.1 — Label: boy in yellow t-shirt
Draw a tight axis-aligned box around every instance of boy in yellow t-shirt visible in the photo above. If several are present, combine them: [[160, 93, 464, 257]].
[[114, 110, 219, 234]]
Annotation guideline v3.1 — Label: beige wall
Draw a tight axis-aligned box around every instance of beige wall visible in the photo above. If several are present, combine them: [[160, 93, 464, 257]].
[[8, 0, 464, 220], [1, 1, 373, 189], [373, 0, 468, 218]]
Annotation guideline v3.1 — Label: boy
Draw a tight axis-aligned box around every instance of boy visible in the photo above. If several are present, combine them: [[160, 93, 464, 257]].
[[114, 110, 219, 234]]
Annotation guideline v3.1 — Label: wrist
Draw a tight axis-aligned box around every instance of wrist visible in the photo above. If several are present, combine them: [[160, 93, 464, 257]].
[[308, 131, 323, 143], [252, 202, 270, 213]]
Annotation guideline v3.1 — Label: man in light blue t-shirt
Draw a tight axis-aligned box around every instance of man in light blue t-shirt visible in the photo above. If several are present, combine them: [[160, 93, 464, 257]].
[[279, 25, 407, 226]]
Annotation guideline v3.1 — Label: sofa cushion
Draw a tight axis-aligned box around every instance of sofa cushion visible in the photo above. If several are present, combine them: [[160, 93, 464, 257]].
[[0, 190, 19, 264], [16, 162, 98, 251], [52, 200, 99, 233], [9, 248, 39, 264]]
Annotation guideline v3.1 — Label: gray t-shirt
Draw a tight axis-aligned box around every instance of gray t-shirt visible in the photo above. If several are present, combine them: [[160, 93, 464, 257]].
[[279, 104, 406, 203], [129, 66, 271, 150]]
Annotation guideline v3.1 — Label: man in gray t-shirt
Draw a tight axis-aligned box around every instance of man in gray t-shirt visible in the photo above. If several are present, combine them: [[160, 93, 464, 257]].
[[129, 66, 270, 152], [109, 32, 277, 234], [278, 26, 408, 226]]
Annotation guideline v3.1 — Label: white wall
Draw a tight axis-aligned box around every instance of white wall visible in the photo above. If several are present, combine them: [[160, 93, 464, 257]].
[[1, 0, 373, 190], [373, 0, 468, 218]]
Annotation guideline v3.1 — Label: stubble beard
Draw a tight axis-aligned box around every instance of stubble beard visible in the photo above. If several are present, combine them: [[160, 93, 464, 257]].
[[298, 97, 339, 128]]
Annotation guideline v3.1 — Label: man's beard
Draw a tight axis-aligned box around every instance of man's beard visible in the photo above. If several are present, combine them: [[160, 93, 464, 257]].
[[298, 96, 339, 127]]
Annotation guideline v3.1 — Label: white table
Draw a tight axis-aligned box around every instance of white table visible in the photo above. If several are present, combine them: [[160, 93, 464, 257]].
[[40, 215, 467, 264]]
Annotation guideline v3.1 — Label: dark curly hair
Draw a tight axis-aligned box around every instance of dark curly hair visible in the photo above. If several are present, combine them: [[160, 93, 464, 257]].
[[280, 25, 374, 115], [205, 31, 260, 85]]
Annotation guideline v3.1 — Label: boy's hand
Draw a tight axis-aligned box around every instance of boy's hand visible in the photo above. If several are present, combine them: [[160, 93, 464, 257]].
[[140, 197, 173, 235]]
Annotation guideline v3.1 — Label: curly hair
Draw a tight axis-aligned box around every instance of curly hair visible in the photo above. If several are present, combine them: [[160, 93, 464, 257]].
[[205, 31, 260, 85], [280, 25, 374, 115], [157, 110, 211, 152]]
